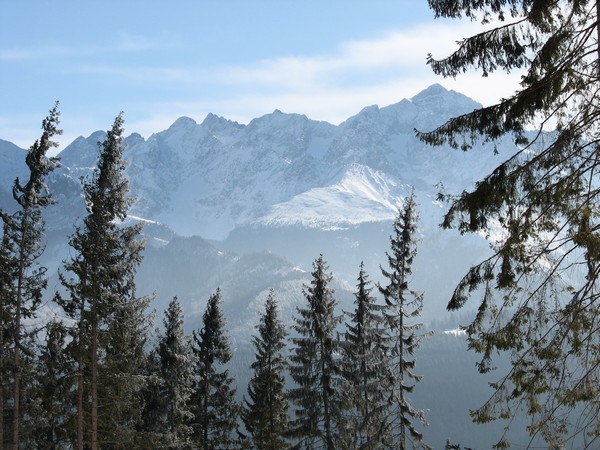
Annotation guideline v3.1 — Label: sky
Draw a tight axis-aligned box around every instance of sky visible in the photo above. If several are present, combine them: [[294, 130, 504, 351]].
[[1, 0, 522, 153]]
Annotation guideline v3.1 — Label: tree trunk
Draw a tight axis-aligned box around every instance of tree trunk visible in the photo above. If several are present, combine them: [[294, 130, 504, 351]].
[[0, 298, 4, 449], [91, 296, 98, 450], [77, 300, 85, 450], [12, 224, 27, 450]]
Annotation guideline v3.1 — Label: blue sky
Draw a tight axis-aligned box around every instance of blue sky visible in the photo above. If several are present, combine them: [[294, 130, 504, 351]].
[[1, 1, 521, 152]]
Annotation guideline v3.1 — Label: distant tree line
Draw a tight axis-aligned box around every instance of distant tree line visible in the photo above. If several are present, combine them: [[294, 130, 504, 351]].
[[0, 107, 433, 449]]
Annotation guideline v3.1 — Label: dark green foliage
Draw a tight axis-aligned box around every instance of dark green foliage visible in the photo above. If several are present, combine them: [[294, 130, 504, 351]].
[[420, 1, 600, 447], [191, 289, 239, 450], [0, 103, 60, 448], [378, 194, 430, 450], [243, 290, 289, 450], [340, 262, 391, 449], [57, 113, 151, 449], [31, 321, 73, 450], [288, 254, 342, 450], [157, 297, 194, 449]]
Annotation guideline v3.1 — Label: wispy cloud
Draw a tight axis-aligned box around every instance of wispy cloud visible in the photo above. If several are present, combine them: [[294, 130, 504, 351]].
[[2, 21, 523, 151], [0, 32, 178, 62]]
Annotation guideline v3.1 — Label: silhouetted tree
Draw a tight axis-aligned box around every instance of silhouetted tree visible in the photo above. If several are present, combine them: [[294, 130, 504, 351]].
[[0, 103, 60, 448], [419, 1, 600, 446], [157, 296, 194, 448], [378, 193, 430, 450], [243, 290, 289, 450], [191, 289, 238, 449], [288, 255, 342, 450], [340, 262, 391, 449], [58, 113, 150, 449]]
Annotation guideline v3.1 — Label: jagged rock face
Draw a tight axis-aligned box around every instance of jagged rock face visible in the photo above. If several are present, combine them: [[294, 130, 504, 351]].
[[15, 83, 502, 241], [0, 84, 511, 311]]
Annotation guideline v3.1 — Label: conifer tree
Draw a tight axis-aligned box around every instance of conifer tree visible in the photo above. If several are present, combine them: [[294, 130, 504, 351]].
[[288, 254, 342, 450], [243, 289, 289, 450], [378, 194, 430, 450], [0, 103, 60, 449], [157, 296, 194, 449], [191, 289, 238, 450], [340, 262, 391, 449], [57, 113, 150, 449], [136, 349, 163, 447], [420, 1, 600, 446]]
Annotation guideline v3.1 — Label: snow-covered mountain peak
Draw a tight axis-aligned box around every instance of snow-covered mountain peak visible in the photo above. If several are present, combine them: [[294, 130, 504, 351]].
[[57, 131, 106, 169], [256, 164, 406, 230], [200, 113, 243, 132], [410, 84, 482, 130], [169, 116, 198, 130]]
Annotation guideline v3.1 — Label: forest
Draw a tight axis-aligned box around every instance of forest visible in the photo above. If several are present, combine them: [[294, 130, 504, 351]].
[[2, 0, 600, 449], [0, 108, 434, 449]]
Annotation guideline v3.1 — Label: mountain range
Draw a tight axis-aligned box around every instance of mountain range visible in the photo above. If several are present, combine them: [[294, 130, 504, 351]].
[[0, 84, 535, 447]]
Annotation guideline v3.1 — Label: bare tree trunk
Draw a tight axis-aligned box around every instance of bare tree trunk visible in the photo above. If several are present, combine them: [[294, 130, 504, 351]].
[[12, 227, 27, 450], [0, 299, 4, 449], [91, 297, 98, 450], [77, 299, 85, 450]]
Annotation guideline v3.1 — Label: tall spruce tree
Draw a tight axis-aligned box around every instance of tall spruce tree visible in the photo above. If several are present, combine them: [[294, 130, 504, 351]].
[[157, 296, 194, 449], [191, 289, 238, 450], [419, 1, 600, 446], [288, 254, 342, 450], [57, 113, 150, 449], [378, 194, 430, 450], [243, 289, 289, 450], [340, 262, 391, 449], [0, 103, 60, 449]]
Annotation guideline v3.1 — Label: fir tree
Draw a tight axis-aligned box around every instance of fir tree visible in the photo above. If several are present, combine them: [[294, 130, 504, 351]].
[[136, 349, 163, 447], [191, 289, 238, 450], [243, 289, 289, 450], [0, 103, 60, 449], [57, 113, 150, 449], [419, 1, 600, 446], [378, 194, 430, 450], [340, 262, 391, 449], [288, 254, 342, 450], [157, 296, 194, 449]]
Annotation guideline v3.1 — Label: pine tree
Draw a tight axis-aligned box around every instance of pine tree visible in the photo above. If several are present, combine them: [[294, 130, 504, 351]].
[[340, 262, 391, 449], [288, 254, 342, 450], [191, 289, 238, 450], [57, 113, 150, 449], [157, 296, 194, 449], [419, 1, 600, 446], [0, 103, 60, 449], [378, 194, 430, 450], [243, 289, 289, 450]]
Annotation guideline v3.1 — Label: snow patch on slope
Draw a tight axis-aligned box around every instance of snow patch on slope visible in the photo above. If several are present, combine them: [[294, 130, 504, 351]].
[[257, 164, 407, 229]]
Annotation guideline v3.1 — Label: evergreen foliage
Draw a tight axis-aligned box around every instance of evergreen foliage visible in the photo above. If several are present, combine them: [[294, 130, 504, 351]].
[[191, 289, 239, 450], [420, 1, 600, 446], [57, 113, 150, 449], [288, 254, 342, 450], [0, 103, 60, 448], [31, 321, 72, 450], [243, 289, 289, 450], [157, 296, 194, 449], [378, 194, 430, 450], [340, 262, 391, 449]]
